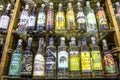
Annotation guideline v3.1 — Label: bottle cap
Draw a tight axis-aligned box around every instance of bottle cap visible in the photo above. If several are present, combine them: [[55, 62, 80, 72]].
[[6, 3, 11, 10], [102, 39, 107, 43], [28, 37, 33, 42], [59, 3, 62, 7], [77, 2, 81, 6], [68, 3, 72, 6], [61, 37, 65, 41], [86, 1, 90, 7], [41, 4, 45, 7], [71, 37, 75, 41], [25, 4, 29, 10], [18, 39, 23, 43], [96, 2, 100, 7], [49, 2, 53, 6], [91, 37, 96, 41], [116, 2, 120, 6]]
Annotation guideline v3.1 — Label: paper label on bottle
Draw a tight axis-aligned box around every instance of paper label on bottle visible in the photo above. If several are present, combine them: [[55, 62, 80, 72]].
[[91, 51, 102, 70], [0, 15, 10, 29], [9, 53, 23, 75], [81, 51, 92, 72], [46, 48, 56, 70], [87, 13, 96, 24], [46, 11, 54, 26], [58, 51, 68, 68], [28, 15, 36, 27], [77, 12, 86, 23], [33, 54, 45, 76], [37, 13, 46, 26], [70, 51, 80, 71]]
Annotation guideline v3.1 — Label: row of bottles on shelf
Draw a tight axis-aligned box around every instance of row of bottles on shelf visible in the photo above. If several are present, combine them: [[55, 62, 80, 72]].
[[8, 36, 118, 79]]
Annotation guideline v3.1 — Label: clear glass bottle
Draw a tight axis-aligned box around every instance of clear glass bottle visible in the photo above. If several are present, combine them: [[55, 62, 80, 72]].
[[102, 39, 117, 74], [21, 37, 34, 77], [37, 4, 46, 31], [69, 37, 80, 78], [33, 37, 45, 78], [66, 3, 76, 30], [46, 37, 56, 79], [8, 39, 23, 77], [46, 2, 54, 31], [58, 37, 69, 79], [0, 3, 11, 33], [91, 37, 103, 77], [76, 2, 86, 33], [115, 2, 120, 28]]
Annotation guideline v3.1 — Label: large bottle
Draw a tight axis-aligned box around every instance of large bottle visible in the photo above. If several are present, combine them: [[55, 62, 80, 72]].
[[46, 37, 56, 79], [80, 37, 92, 77], [55, 4, 65, 31], [91, 37, 103, 77], [76, 2, 86, 33], [115, 2, 120, 28], [58, 37, 69, 79], [0, 3, 11, 33], [69, 37, 80, 78], [33, 37, 45, 78], [66, 3, 76, 30], [8, 39, 23, 76], [21, 37, 34, 77], [37, 4, 46, 31], [102, 39, 117, 74], [46, 3, 54, 31]]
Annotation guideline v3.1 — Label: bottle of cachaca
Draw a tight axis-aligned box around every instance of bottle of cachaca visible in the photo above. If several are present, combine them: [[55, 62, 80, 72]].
[[90, 37, 103, 77], [21, 37, 34, 77], [58, 37, 69, 79], [55, 3, 65, 32], [46, 2, 54, 31], [69, 37, 80, 79], [46, 36, 56, 79], [37, 4, 46, 31], [115, 2, 120, 28], [66, 3, 76, 30], [80, 37, 92, 77], [33, 37, 45, 78], [8, 39, 23, 77], [76, 2, 86, 33]]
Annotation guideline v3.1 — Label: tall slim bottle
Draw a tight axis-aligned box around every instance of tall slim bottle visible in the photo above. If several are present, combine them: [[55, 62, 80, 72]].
[[8, 39, 23, 76], [33, 37, 45, 78], [66, 3, 76, 30], [58, 37, 69, 79], [37, 4, 46, 31], [46, 37, 56, 79], [46, 3, 54, 31], [115, 2, 120, 28], [21, 37, 34, 77], [69, 37, 80, 78]]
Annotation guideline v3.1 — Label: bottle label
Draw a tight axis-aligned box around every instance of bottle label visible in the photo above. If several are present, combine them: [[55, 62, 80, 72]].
[[58, 51, 68, 68], [81, 51, 91, 72], [33, 54, 45, 76], [0, 15, 10, 29], [9, 53, 23, 75], [70, 51, 80, 71], [77, 12, 86, 24], [91, 51, 102, 70], [46, 11, 54, 27], [104, 54, 116, 73], [37, 13, 46, 27], [28, 15, 36, 28], [46, 48, 56, 70]]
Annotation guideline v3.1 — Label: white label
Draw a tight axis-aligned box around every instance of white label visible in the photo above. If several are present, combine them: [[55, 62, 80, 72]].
[[58, 51, 68, 68], [77, 12, 86, 23], [87, 13, 96, 24], [37, 13, 46, 26], [0, 15, 10, 29], [28, 15, 36, 27]]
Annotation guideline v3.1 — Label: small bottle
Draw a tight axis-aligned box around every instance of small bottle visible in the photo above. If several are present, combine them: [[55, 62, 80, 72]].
[[58, 37, 69, 79], [37, 4, 46, 31], [46, 2, 54, 31], [0, 3, 11, 33], [69, 37, 80, 78], [8, 39, 23, 77], [102, 39, 117, 74], [76, 2, 86, 33], [46, 36, 56, 79], [21, 37, 34, 77], [115, 2, 120, 28], [66, 3, 76, 30], [33, 37, 45, 78]]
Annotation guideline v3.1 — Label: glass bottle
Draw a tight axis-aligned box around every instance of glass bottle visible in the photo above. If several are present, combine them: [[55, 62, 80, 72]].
[[76, 2, 86, 33], [46, 2, 54, 31], [80, 37, 92, 77], [0, 3, 11, 33], [91, 37, 103, 77], [69, 37, 80, 78], [102, 39, 117, 74], [58, 37, 69, 79], [46, 37, 56, 79], [115, 2, 120, 28], [66, 3, 76, 30], [8, 39, 23, 76], [33, 37, 45, 78], [37, 4, 46, 31], [21, 37, 34, 77], [96, 2, 109, 31], [55, 4, 65, 31]]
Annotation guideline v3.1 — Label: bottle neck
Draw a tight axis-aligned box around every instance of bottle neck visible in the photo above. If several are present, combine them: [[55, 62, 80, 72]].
[[26, 41, 32, 50], [49, 40, 54, 46], [60, 40, 65, 45], [71, 40, 76, 46], [37, 38, 44, 54], [103, 42, 109, 51], [58, 6, 62, 11], [92, 40, 96, 45], [15, 42, 22, 52]]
